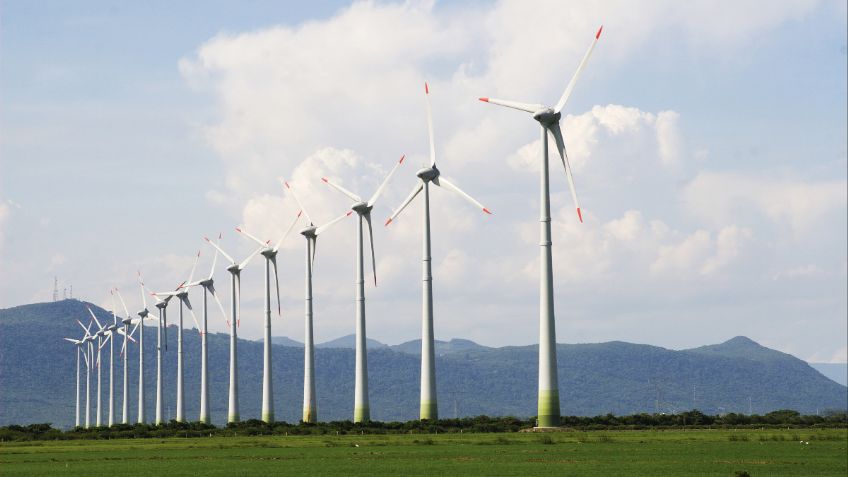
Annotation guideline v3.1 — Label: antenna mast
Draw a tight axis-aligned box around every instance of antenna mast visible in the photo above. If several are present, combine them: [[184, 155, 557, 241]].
[[53, 277, 59, 302]]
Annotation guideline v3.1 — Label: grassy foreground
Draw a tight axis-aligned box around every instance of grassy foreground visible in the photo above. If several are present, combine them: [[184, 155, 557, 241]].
[[1, 428, 845, 476]]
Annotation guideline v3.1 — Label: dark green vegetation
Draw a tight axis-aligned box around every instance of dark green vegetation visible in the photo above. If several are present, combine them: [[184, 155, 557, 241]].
[[1, 300, 845, 428], [1, 429, 846, 476]]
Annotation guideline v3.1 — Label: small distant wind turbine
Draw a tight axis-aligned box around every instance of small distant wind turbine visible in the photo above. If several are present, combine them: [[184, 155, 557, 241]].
[[478, 26, 602, 427], [204, 235, 266, 424], [151, 255, 200, 424], [75, 319, 94, 428], [63, 335, 86, 428], [283, 179, 352, 423], [385, 82, 492, 420], [113, 288, 138, 425], [320, 154, 406, 422], [183, 246, 228, 424], [134, 272, 160, 424], [87, 306, 124, 427], [235, 209, 303, 423]]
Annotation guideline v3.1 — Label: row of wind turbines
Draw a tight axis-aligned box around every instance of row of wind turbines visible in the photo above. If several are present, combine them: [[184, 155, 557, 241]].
[[64, 26, 603, 429]]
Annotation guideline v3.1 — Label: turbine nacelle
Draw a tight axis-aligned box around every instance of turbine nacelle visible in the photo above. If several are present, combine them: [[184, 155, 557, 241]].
[[351, 201, 372, 215], [533, 108, 560, 126], [416, 165, 440, 183], [299, 225, 318, 238], [260, 248, 277, 259]]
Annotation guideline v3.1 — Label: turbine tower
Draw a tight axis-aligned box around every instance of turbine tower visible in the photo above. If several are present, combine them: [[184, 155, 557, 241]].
[[75, 319, 94, 428], [235, 210, 303, 423], [320, 154, 406, 422], [283, 180, 355, 423], [113, 288, 138, 425], [204, 235, 265, 423], [184, 247, 228, 424], [87, 307, 123, 427], [63, 335, 86, 428], [152, 252, 201, 423], [87, 309, 107, 427], [134, 272, 160, 424], [385, 82, 492, 420], [478, 26, 602, 427]]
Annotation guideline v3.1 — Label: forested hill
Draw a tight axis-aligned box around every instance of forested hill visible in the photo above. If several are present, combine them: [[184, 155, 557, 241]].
[[1, 300, 845, 428]]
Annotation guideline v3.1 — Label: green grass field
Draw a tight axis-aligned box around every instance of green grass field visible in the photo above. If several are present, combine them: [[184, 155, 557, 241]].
[[1, 428, 846, 476]]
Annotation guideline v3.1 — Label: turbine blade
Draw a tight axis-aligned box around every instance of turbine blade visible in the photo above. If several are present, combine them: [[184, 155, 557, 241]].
[[385, 182, 423, 226], [187, 250, 201, 285], [477, 97, 543, 113], [235, 226, 269, 249], [315, 210, 352, 236], [271, 255, 281, 317], [321, 177, 361, 202], [235, 273, 241, 328], [209, 284, 228, 327], [137, 271, 149, 310], [114, 288, 131, 318], [87, 307, 104, 331], [63, 337, 79, 344], [367, 155, 406, 207], [310, 236, 317, 269], [548, 122, 583, 222], [76, 319, 89, 336], [554, 25, 603, 113], [238, 245, 265, 271], [424, 82, 436, 167], [281, 179, 314, 225], [364, 212, 377, 286], [273, 210, 303, 252], [209, 244, 219, 280], [204, 236, 236, 265], [186, 301, 201, 331], [436, 176, 493, 215]]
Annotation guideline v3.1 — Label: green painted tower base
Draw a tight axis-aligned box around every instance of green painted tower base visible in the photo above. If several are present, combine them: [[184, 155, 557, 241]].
[[354, 406, 370, 423], [537, 389, 560, 428], [420, 401, 438, 421]]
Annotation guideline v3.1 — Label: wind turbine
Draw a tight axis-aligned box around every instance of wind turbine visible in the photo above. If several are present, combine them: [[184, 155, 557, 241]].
[[152, 252, 201, 423], [203, 235, 266, 423], [113, 288, 138, 425], [75, 319, 94, 428], [87, 306, 123, 427], [235, 209, 303, 423], [320, 154, 406, 422], [478, 26, 602, 427], [63, 335, 86, 428], [283, 179, 352, 423], [133, 272, 160, 424], [86, 309, 107, 427], [184, 246, 228, 424], [385, 82, 492, 421]]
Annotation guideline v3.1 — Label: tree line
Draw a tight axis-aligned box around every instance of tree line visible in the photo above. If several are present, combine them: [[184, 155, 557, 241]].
[[1, 410, 845, 441]]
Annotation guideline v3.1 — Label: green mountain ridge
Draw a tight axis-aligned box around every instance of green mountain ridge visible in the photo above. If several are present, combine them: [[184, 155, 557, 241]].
[[1, 300, 845, 429]]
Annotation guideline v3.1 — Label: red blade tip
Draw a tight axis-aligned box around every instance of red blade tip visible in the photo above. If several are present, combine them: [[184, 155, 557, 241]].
[[483, 208, 492, 215], [297, 210, 303, 217], [284, 181, 290, 188], [479, 97, 489, 102], [235, 227, 242, 232], [346, 211, 353, 216], [399, 155, 405, 164], [596, 26, 603, 39], [424, 82, 429, 94], [577, 208, 583, 223], [321, 177, 328, 183], [384, 218, 393, 226]]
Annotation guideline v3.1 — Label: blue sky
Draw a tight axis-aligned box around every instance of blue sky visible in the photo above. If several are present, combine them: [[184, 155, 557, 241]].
[[1, 0, 845, 363]]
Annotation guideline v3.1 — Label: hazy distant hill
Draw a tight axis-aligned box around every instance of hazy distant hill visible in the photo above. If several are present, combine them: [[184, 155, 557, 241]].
[[1, 300, 845, 428], [809, 363, 848, 386]]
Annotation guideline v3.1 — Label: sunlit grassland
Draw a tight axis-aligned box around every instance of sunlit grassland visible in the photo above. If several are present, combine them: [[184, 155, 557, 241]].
[[1, 428, 846, 476]]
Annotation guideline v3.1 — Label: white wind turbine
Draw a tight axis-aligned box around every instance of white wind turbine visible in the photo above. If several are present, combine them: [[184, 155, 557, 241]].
[[133, 272, 160, 424], [203, 235, 266, 423], [87, 306, 124, 427], [320, 155, 406, 422], [235, 209, 304, 423], [183, 246, 228, 424], [152, 252, 202, 423], [85, 308, 108, 427], [283, 179, 353, 423], [385, 82, 492, 421], [63, 334, 87, 428], [478, 26, 602, 428], [75, 319, 94, 428], [113, 288, 138, 424], [145, 277, 188, 426]]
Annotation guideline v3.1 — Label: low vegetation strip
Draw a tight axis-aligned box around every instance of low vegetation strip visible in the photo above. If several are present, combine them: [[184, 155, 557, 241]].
[[0, 429, 845, 476]]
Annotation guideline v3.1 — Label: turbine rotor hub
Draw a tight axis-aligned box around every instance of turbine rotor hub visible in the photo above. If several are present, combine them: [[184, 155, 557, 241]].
[[533, 108, 560, 126], [416, 166, 440, 182], [300, 225, 318, 238], [351, 201, 371, 214]]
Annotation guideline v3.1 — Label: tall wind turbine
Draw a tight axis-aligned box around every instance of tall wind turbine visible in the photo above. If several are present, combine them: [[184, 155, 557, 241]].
[[478, 26, 602, 427], [75, 319, 94, 428], [184, 247, 228, 424], [113, 288, 138, 424], [320, 155, 406, 422], [63, 335, 86, 428], [134, 272, 160, 424], [385, 82, 492, 421], [87, 307, 123, 427], [152, 258, 200, 423], [153, 253, 201, 423], [235, 210, 303, 423], [86, 309, 108, 427], [283, 179, 352, 423], [204, 235, 265, 423]]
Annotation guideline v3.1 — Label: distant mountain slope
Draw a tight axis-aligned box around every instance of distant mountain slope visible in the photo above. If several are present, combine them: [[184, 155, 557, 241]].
[[316, 334, 388, 349], [809, 363, 848, 386], [1, 300, 845, 429]]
